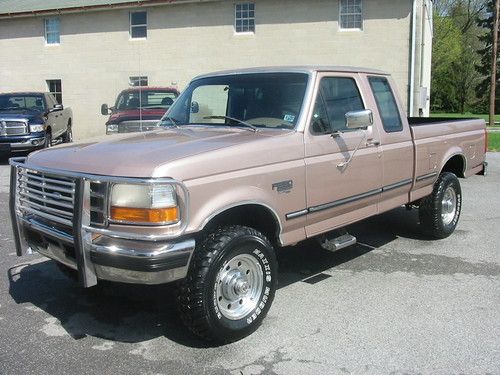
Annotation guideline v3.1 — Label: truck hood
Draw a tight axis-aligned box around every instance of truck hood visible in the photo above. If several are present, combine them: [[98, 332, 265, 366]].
[[106, 108, 167, 124], [26, 126, 301, 179], [0, 109, 42, 120]]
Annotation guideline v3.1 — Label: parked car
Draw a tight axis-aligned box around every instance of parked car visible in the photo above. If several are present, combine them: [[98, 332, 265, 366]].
[[0, 92, 72, 156], [101, 86, 179, 134], [9, 66, 487, 343]]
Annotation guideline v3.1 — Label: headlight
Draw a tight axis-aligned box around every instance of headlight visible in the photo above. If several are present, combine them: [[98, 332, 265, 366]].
[[30, 124, 45, 132], [106, 124, 118, 134], [109, 184, 179, 225]]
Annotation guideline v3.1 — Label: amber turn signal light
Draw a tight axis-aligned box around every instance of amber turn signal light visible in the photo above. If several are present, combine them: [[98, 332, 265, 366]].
[[110, 206, 179, 224]]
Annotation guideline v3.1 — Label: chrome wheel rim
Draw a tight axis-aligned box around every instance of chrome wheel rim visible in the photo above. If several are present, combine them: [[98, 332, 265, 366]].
[[215, 253, 263, 320], [441, 186, 457, 225]]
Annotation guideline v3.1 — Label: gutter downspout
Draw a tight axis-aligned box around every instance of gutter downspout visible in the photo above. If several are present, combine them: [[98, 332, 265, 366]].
[[409, 0, 417, 117]]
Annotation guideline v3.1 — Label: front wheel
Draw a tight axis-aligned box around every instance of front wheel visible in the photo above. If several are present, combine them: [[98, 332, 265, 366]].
[[43, 130, 52, 148], [63, 123, 73, 143], [177, 225, 277, 343], [419, 172, 462, 239]]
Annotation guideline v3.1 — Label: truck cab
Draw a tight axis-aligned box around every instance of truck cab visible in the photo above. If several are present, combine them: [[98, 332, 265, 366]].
[[101, 86, 179, 134]]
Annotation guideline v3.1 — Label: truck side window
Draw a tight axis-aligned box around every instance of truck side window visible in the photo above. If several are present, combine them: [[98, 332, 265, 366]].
[[368, 76, 403, 132], [311, 77, 364, 135]]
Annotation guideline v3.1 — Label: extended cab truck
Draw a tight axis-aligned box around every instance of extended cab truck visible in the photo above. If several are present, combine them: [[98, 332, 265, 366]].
[[9, 67, 487, 343], [0, 92, 73, 155], [101, 86, 179, 134]]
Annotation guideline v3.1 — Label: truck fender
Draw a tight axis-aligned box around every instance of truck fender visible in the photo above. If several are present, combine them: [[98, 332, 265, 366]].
[[188, 185, 283, 240], [439, 148, 466, 178]]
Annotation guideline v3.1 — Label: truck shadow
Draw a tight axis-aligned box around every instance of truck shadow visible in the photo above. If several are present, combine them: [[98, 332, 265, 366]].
[[8, 206, 429, 348]]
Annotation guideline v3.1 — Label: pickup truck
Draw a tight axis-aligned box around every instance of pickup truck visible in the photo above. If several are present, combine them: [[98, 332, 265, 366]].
[[9, 66, 487, 343], [101, 86, 179, 134], [0, 92, 73, 155]]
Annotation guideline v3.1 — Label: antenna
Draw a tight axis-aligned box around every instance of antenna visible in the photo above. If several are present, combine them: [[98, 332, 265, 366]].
[[138, 43, 143, 132]]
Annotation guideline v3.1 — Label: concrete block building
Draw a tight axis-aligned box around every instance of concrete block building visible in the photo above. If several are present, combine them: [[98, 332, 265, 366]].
[[0, 0, 433, 139]]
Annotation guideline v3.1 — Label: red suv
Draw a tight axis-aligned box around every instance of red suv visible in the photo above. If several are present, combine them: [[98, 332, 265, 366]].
[[101, 87, 179, 134]]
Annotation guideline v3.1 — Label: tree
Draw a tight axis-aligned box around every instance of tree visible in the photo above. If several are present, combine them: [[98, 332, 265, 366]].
[[476, 0, 500, 119], [431, 0, 488, 113]]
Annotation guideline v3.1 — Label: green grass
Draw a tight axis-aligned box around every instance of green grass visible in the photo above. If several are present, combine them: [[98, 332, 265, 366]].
[[432, 112, 500, 126], [488, 132, 500, 152]]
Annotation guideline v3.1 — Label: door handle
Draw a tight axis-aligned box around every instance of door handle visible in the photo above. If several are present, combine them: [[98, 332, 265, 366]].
[[366, 139, 380, 147]]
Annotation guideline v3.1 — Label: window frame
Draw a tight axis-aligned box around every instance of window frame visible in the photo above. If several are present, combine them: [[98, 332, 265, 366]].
[[129, 76, 149, 87], [44, 17, 60, 45], [368, 75, 403, 133], [46, 79, 63, 105], [234, 2, 255, 34], [339, 0, 363, 31], [309, 75, 366, 136], [129, 10, 148, 40]]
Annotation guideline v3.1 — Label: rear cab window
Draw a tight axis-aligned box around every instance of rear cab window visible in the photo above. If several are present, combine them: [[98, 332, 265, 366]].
[[368, 76, 402, 133]]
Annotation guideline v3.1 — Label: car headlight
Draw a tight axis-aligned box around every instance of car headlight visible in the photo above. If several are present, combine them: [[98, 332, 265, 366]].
[[106, 124, 118, 134], [109, 184, 179, 225], [29, 124, 45, 132]]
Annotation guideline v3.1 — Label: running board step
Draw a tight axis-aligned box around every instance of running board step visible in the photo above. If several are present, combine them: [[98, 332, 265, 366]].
[[319, 233, 357, 252]]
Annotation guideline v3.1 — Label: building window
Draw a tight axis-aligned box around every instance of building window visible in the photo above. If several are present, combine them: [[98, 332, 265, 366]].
[[130, 11, 147, 39], [129, 76, 148, 86], [44, 17, 60, 44], [46, 79, 62, 104], [339, 0, 363, 30], [235, 3, 255, 33]]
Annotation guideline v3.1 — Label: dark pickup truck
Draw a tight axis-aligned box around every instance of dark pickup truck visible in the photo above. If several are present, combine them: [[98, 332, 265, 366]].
[[0, 92, 73, 156], [101, 86, 179, 134]]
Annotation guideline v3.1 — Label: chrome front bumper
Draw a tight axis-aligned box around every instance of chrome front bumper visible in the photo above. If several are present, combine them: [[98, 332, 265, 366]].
[[9, 157, 194, 288]]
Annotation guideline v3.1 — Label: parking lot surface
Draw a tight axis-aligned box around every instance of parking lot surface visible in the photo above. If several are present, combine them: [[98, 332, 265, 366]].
[[0, 153, 499, 375]]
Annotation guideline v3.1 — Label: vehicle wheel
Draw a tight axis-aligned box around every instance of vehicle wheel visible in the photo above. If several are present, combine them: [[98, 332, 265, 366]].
[[63, 122, 73, 143], [419, 172, 462, 239], [177, 225, 277, 343], [44, 130, 52, 148]]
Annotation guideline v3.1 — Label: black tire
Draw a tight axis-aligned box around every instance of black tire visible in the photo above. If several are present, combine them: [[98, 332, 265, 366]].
[[63, 122, 73, 143], [419, 172, 462, 239], [177, 225, 277, 343], [44, 130, 52, 148]]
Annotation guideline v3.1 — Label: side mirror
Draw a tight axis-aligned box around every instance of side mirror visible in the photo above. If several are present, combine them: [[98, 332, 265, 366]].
[[191, 101, 199, 114], [49, 104, 63, 112], [345, 109, 373, 130], [101, 103, 109, 115]]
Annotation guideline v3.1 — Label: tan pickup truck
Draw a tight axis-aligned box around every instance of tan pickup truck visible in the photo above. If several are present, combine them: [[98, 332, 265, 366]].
[[9, 66, 487, 343]]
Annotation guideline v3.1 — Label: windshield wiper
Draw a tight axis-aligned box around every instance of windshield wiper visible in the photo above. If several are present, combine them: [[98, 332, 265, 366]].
[[203, 116, 258, 132]]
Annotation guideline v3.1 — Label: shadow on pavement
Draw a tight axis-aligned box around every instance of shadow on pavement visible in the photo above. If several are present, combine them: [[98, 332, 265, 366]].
[[8, 206, 428, 348]]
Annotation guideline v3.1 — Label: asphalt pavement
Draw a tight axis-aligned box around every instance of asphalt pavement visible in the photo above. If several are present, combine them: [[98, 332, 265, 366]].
[[0, 153, 499, 375]]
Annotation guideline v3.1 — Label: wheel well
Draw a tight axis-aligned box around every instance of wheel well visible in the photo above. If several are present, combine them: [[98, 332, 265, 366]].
[[202, 204, 281, 247], [442, 155, 465, 178], [68, 118, 72, 126]]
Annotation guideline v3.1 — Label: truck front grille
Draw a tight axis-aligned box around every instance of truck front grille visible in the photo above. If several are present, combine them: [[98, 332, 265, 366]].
[[1, 120, 28, 136], [17, 169, 75, 230], [90, 181, 107, 227], [118, 120, 159, 133]]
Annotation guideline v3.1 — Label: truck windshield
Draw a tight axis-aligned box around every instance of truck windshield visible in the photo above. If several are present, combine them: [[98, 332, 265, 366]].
[[0, 94, 46, 112], [160, 73, 309, 130], [115, 90, 178, 110]]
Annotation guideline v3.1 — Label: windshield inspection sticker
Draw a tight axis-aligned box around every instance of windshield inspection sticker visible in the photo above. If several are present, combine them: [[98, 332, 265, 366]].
[[284, 114, 295, 122]]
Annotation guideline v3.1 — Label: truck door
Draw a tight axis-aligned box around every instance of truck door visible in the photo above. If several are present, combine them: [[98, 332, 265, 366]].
[[303, 73, 383, 237], [367, 75, 414, 213]]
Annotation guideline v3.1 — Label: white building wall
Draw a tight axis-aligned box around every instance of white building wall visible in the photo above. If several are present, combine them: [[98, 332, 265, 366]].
[[0, 0, 414, 139]]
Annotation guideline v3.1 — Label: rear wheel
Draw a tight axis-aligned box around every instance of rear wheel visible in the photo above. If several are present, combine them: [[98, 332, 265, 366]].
[[419, 172, 462, 239], [177, 225, 277, 343]]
